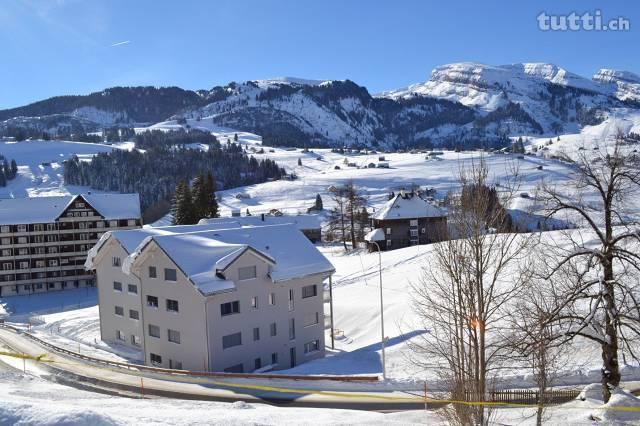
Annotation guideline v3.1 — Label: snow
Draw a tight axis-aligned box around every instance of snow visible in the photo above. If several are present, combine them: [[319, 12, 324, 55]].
[[199, 213, 325, 231], [0, 139, 129, 198], [364, 228, 385, 242], [0, 371, 433, 425], [123, 224, 334, 293], [372, 192, 444, 220]]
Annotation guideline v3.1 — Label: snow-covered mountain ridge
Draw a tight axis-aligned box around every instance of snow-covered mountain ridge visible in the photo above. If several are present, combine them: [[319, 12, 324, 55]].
[[2, 62, 640, 148]]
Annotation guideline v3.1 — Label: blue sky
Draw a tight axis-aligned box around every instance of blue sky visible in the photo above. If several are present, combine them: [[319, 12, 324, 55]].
[[1, 0, 638, 108]]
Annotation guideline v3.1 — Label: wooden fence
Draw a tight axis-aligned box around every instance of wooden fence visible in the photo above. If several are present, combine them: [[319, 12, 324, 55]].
[[463, 389, 581, 405]]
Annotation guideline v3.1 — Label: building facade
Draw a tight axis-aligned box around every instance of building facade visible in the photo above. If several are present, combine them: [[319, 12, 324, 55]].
[[86, 223, 334, 373], [366, 191, 447, 251], [0, 193, 141, 297]]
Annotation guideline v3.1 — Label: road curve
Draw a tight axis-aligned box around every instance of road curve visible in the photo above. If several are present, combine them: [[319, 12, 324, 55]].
[[0, 327, 430, 411]]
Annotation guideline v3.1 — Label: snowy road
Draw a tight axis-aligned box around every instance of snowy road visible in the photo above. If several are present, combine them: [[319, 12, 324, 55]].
[[0, 327, 430, 412]]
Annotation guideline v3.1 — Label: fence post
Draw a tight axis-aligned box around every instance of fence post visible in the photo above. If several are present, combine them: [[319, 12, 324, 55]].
[[424, 381, 428, 411], [140, 377, 144, 397]]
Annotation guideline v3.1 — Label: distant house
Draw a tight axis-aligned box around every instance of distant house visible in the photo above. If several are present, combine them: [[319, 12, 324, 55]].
[[200, 213, 324, 243], [365, 191, 446, 251]]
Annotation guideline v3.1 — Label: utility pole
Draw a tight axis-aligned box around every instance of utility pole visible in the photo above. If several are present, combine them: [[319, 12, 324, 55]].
[[371, 241, 386, 380]]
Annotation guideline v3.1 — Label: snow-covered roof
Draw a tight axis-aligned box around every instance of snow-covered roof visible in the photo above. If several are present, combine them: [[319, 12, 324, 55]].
[[199, 214, 324, 231], [0, 193, 140, 225], [364, 228, 386, 242], [120, 224, 334, 296], [373, 192, 445, 221], [85, 221, 241, 270]]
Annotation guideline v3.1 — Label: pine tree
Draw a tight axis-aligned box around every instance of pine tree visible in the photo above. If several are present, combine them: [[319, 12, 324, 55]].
[[0, 172, 6, 187], [173, 180, 196, 225], [298, 158, 302, 166], [315, 193, 323, 210], [234, 133, 238, 142], [191, 174, 207, 221], [10, 159, 17, 179], [204, 172, 219, 218]]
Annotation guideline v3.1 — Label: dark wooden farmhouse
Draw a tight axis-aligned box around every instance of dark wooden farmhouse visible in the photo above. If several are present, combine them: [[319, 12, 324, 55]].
[[365, 191, 447, 251]]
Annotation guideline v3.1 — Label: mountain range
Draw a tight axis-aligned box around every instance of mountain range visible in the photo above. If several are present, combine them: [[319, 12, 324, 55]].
[[2, 62, 640, 149]]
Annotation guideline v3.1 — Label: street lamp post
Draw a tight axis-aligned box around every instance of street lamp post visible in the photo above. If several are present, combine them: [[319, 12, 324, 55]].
[[371, 241, 386, 380]]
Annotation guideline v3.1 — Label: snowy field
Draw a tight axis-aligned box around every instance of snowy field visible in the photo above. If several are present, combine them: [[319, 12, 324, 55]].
[[0, 139, 133, 198]]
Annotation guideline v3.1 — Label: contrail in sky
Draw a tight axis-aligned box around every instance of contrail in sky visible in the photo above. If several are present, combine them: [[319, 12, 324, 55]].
[[111, 40, 131, 47]]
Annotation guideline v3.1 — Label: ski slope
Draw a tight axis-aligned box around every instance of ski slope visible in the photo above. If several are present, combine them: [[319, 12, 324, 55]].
[[0, 139, 133, 198]]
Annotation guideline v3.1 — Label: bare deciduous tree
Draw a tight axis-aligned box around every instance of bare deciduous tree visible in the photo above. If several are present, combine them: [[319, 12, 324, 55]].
[[539, 133, 640, 403], [410, 157, 530, 425]]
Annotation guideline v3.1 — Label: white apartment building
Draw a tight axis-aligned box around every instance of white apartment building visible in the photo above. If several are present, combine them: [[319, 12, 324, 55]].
[[86, 223, 335, 373], [0, 193, 141, 297]]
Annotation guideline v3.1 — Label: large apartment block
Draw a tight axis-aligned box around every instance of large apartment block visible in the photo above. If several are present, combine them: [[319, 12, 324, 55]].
[[86, 223, 335, 373], [0, 193, 141, 297]]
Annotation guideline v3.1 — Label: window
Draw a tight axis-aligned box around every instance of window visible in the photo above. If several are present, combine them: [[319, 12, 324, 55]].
[[78, 222, 86, 229], [19, 261, 29, 269], [1, 238, 9, 245], [288, 289, 294, 311], [116, 330, 126, 341], [46, 223, 56, 231], [23, 285, 30, 291], [1, 249, 10, 256], [410, 229, 418, 237], [0, 226, 9, 233], [170, 360, 182, 370], [148, 266, 157, 278], [17, 225, 27, 232], [304, 312, 320, 327], [147, 295, 159, 308], [112, 257, 121, 267], [114, 306, 124, 316], [289, 318, 296, 340], [34, 247, 45, 254], [386, 239, 392, 247], [2, 263, 11, 271], [128, 219, 136, 226], [127, 284, 137, 294], [250, 296, 258, 309], [113, 281, 122, 292], [304, 340, 320, 354], [17, 237, 27, 244], [271, 352, 278, 365], [167, 329, 181, 344], [222, 332, 242, 349], [386, 227, 391, 234], [129, 309, 139, 320], [268, 292, 275, 305], [96, 221, 104, 228], [35, 284, 43, 290], [224, 363, 243, 373], [35, 260, 45, 268], [33, 224, 44, 232], [148, 324, 160, 338], [220, 301, 240, 316], [166, 299, 179, 313], [254, 358, 262, 370], [48, 246, 58, 254], [150, 353, 162, 365], [48, 259, 58, 267], [410, 219, 418, 227], [164, 268, 177, 281], [238, 265, 257, 281], [131, 335, 141, 346], [77, 202, 85, 208], [270, 322, 277, 337], [109, 220, 118, 227], [253, 327, 260, 341], [18, 248, 28, 255], [302, 284, 317, 299], [79, 233, 89, 241]]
